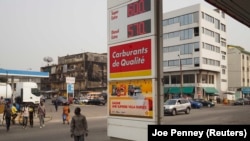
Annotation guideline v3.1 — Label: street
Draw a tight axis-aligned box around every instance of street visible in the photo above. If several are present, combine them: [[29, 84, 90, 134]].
[[162, 104, 250, 124], [0, 100, 250, 141]]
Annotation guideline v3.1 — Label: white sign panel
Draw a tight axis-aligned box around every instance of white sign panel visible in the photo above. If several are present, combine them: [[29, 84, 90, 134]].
[[66, 77, 75, 84], [107, 0, 158, 140]]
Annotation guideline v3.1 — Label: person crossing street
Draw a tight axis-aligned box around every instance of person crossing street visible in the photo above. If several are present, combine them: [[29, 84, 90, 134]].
[[11, 103, 18, 125]]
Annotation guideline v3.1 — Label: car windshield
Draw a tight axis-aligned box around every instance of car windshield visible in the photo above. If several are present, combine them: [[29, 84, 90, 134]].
[[164, 99, 176, 105]]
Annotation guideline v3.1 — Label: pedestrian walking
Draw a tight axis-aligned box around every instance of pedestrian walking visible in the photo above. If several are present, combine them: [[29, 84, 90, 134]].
[[22, 104, 29, 129], [3, 102, 12, 132], [37, 101, 46, 128], [0, 96, 4, 104], [29, 104, 35, 127], [62, 102, 70, 124], [54, 98, 58, 112], [70, 107, 88, 141], [11, 103, 18, 125]]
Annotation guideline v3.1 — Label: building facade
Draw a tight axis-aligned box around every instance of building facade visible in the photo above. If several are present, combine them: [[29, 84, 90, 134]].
[[40, 52, 107, 97], [162, 4, 227, 100], [228, 45, 250, 98]]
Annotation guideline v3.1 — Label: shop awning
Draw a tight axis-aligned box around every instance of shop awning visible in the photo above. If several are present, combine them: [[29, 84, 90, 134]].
[[182, 87, 194, 95], [208, 93, 219, 96], [168, 87, 194, 95], [168, 87, 180, 95], [203, 87, 219, 95], [164, 87, 169, 94], [242, 87, 250, 94]]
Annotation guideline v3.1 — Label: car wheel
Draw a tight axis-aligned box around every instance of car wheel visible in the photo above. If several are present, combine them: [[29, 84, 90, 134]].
[[185, 108, 190, 114], [207, 104, 211, 108], [172, 109, 177, 116]]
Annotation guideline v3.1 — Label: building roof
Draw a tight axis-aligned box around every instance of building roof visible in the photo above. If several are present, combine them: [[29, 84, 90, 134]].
[[0, 69, 49, 78], [228, 45, 250, 55]]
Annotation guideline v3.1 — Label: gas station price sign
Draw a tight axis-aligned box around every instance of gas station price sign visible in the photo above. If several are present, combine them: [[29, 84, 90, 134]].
[[127, 0, 150, 17], [108, 0, 155, 44], [128, 19, 151, 38]]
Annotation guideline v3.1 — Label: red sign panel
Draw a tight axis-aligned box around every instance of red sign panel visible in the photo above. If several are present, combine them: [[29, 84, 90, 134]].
[[110, 39, 151, 73]]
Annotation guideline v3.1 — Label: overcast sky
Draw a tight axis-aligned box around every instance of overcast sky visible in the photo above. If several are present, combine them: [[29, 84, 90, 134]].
[[0, 0, 249, 71]]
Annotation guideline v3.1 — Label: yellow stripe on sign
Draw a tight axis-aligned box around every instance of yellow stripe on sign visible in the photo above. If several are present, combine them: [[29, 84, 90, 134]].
[[110, 70, 151, 78]]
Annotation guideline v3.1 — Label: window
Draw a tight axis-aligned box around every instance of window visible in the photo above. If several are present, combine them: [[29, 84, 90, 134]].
[[202, 74, 207, 83], [221, 79, 227, 82], [204, 28, 214, 37], [193, 12, 199, 23], [222, 69, 226, 74], [171, 75, 180, 84], [214, 18, 220, 29], [203, 42, 220, 53], [181, 58, 193, 65], [163, 61, 168, 67], [205, 13, 214, 23], [194, 57, 199, 67], [164, 12, 198, 26], [180, 44, 193, 55], [222, 55, 225, 60], [168, 60, 179, 66], [221, 23, 226, 32], [163, 76, 169, 84], [194, 27, 199, 36], [194, 42, 199, 51], [208, 75, 214, 84], [183, 74, 195, 83], [180, 28, 193, 40], [214, 32, 220, 43]]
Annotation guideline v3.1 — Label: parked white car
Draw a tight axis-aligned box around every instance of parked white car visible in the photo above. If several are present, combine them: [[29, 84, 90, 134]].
[[79, 97, 89, 104], [164, 98, 191, 116]]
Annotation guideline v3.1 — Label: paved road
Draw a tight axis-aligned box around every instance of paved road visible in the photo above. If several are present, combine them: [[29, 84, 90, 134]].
[[162, 104, 250, 124], [1, 101, 250, 141], [0, 100, 129, 141]]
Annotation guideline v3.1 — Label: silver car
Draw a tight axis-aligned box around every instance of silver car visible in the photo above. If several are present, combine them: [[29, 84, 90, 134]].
[[164, 98, 191, 116]]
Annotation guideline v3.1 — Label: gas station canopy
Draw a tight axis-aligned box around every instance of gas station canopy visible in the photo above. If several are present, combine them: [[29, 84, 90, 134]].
[[205, 0, 250, 27]]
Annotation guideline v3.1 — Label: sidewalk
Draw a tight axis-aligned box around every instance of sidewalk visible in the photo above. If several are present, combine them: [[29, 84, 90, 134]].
[[38, 106, 130, 141]]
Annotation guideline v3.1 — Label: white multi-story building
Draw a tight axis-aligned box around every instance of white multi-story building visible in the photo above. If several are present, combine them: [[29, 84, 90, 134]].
[[162, 4, 227, 100]]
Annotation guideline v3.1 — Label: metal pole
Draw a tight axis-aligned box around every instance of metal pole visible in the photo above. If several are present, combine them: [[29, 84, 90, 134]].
[[6, 70, 8, 98], [178, 55, 183, 98], [156, 0, 163, 125]]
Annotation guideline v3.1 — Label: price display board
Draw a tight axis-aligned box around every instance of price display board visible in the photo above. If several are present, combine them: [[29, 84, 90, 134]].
[[108, 0, 155, 44]]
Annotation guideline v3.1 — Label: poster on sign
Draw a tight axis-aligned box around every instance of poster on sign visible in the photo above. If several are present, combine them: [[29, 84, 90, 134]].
[[109, 79, 153, 118]]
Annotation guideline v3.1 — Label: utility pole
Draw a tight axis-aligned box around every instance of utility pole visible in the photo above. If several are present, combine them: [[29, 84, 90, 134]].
[[178, 55, 183, 98], [6, 70, 8, 99]]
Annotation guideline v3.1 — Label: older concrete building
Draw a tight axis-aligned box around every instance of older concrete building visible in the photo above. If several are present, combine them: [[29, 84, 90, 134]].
[[40, 52, 107, 97]]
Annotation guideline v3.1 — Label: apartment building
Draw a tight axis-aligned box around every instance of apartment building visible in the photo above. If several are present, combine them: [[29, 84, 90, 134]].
[[40, 52, 107, 97], [162, 4, 227, 100], [228, 45, 250, 98]]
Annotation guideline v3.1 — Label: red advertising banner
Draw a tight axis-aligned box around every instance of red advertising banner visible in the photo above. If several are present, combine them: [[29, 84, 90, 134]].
[[109, 39, 152, 78]]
